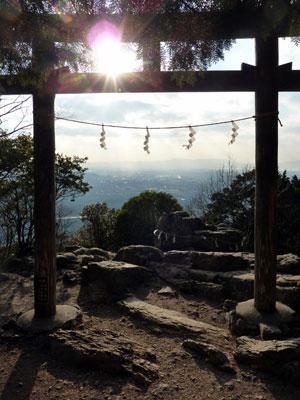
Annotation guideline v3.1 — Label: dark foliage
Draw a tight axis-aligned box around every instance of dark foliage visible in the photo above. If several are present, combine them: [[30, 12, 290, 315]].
[[203, 169, 300, 254], [0, 135, 90, 256], [75, 202, 118, 250], [115, 190, 182, 247]]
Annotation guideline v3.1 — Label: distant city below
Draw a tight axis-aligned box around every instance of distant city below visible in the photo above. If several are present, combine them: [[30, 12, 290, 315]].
[[61, 159, 300, 233]]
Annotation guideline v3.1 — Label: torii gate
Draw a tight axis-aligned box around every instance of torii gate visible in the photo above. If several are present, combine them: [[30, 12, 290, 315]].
[[1, 6, 300, 329]]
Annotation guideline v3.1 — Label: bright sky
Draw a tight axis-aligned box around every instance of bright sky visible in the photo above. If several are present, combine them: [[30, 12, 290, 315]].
[[2, 38, 300, 170]]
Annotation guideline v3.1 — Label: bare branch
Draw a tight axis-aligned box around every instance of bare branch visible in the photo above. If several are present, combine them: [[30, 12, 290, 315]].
[[0, 95, 32, 137]]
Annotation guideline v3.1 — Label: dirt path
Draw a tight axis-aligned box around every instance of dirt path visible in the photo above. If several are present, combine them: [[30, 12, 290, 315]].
[[1, 274, 300, 400]]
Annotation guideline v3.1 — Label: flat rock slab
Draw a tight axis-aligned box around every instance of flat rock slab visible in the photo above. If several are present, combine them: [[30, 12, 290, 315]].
[[183, 339, 235, 373], [174, 279, 224, 301], [50, 328, 158, 386], [163, 251, 250, 272], [83, 261, 152, 298], [115, 245, 164, 266], [152, 263, 300, 312], [192, 252, 249, 272], [120, 297, 228, 343], [235, 336, 300, 382]]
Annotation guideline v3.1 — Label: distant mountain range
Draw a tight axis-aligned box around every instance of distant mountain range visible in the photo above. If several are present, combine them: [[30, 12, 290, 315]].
[[87, 158, 230, 172], [87, 157, 300, 172]]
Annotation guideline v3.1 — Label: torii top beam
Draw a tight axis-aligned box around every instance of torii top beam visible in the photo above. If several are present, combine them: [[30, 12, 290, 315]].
[[1, 5, 299, 96]]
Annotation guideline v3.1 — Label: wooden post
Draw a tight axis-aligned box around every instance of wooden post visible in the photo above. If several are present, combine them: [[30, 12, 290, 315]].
[[143, 40, 160, 72], [254, 35, 278, 313], [32, 40, 57, 318], [33, 91, 56, 318]]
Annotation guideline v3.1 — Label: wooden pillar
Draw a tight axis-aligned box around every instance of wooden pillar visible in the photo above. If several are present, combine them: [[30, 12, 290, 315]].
[[32, 39, 57, 318], [33, 91, 56, 318], [254, 35, 278, 313], [143, 40, 160, 72]]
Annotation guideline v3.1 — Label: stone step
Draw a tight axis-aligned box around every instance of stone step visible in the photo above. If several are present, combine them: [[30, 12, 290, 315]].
[[173, 279, 224, 301], [82, 261, 152, 299], [152, 262, 300, 312]]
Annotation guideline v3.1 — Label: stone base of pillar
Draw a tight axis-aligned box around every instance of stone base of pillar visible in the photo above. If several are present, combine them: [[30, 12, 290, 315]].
[[227, 299, 298, 338], [16, 305, 82, 333]]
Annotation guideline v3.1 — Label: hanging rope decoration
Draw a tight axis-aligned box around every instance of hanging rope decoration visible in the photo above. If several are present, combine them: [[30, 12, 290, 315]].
[[99, 124, 107, 150], [228, 121, 240, 145], [55, 111, 282, 153], [183, 126, 197, 150], [144, 126, 150, 154]]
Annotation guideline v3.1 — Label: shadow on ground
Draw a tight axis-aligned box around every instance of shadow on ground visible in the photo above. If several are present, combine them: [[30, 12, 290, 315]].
[[0, 345, 42, 400]]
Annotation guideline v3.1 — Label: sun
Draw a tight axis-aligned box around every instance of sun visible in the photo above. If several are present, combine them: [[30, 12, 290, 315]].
[[92, 38, 138, 78]]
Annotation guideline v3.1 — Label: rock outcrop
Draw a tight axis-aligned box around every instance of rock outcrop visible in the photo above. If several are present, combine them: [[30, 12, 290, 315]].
[[154, 211, 242, 252], [114, 245, 164, 266], [235, 336, 300, 383], [82, 261, 152, 299], [50, 328, 159, 386], [183, 339, 235, 373]]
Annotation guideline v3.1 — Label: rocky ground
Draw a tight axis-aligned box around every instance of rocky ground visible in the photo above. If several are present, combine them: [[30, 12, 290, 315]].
[[1, 246, 300, 400]]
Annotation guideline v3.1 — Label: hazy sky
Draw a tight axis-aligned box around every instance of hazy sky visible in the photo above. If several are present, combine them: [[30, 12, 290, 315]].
[[2, 38, 300, 169]]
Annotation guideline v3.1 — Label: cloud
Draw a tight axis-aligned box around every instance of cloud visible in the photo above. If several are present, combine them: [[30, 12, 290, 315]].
[[210, 39, 255, 70], [55, 91, 257, 164], [279, 38, 300, 69], [56, 94, 161, 122]]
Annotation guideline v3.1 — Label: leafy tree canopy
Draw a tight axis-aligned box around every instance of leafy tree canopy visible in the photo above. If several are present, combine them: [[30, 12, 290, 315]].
[[203, 169, 300, 254], [2, 0, 291, 75], [1, 0, 299, 85], [114, 190, 182, 247], [75, 202, 117, 250], [0, 134, 90, 255]]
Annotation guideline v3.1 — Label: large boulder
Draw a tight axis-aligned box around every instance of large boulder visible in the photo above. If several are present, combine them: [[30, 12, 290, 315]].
[[277, 254, 300, 274], [192, 252, 249, 272], [85, 247, 112, 258], [235, 336, 300, 383], [77, 254, 96, 266], [183, 339, 235, 373], [192, 228, 242, 252], [74, 247, 113, 259], [82, 260, 152, 299], [56, 252, 78, 270], [114, 245, 164, 266], [154, 211, 243, 251], [164, 250, 194, 265], [73, 247, 89, 256], [163, 251, 250, 272], [77, 254, 107, 267], [176, 280, 224, 301]]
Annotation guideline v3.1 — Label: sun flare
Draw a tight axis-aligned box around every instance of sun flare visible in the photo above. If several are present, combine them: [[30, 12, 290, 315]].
[[93, 38, 138, 78]]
